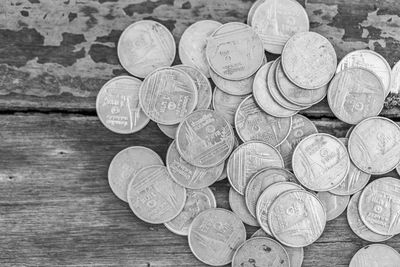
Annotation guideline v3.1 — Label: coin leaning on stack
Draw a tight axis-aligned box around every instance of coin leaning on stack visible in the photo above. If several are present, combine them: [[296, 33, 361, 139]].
[[95, 0, 400, 265]]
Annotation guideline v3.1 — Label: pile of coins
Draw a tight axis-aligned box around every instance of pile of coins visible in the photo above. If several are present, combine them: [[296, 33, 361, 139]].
[[96, 0, 400, 265]]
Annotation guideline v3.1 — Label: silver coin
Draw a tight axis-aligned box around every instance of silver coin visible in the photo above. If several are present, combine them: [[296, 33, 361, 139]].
[[158, 123, 178, 139], [96, 76, 150, 134], [227, 141, 284, 195], [391, 60, 400, 94], [173, 65, 212, 110], [250, 229, 304, 267], [188, 208, 246, 266], [229, 187, 259, 227], [251, 0, 309, 54], [232, 237, 290, 267], [127, 165, 186, 224], [253, 62, 298, 117], [247, 0, 265, 26], [206, 22, 264, 80], [212, 87, 249, 126], [349, 244, 400, 267], [348, 116, 400, 174], [216, 136, 240, 181], [139, 67, 198, 125], [108, 146, 163, 202], [359, 177, 400, 235], [337, 49, 392, 96], [397, 165, 400, 176], [166, 140, 224, 189], [328, 68, 385, 125], [277, 114, 318, 169], [268, 190, 326, 247], [245, 167, 297, 217], [257, 182, 303, 235], [179, 20, 222, 78], [176, 109, 235, 168], [210, 68, 255, 96], [282, 32, 337, 89], [345, 125, 355, 138], [316, 191, 349, 221], [329, 138, 371, 196], [235, 95, 292, 146], [117, 20, 175, 78], [164, 187, 216, 236], [292, 133, 350, 191], [347, 192, 392, 242]]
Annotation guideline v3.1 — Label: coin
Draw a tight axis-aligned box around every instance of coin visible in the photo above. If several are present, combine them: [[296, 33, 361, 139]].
[[251, 0, 309, 54], [212, 87, 249, 126], [127, 165, 186, 224], [188, 208, 246, 266], [157, 123, 178, 139], [329, 138, 371, 196], [268, 190, 326, 247], [337, 49, 392, 96], [397, 165, 400, 176], [176, 109, 235, 168], [232, 237, 290, 267], [251, 229, 304, 267], [253, 62, 298, 117], [96, 76, 150, 134], [229, 187, 259, 226], [108, 146, 163, 202], [391, 60, 400, 94], [247, 0, 265, 26], [173, 65, 212, 110], [282, 32, 337, 89], [179, 20, 222, 78], [164, 187, 216, 236], [235, 95, 292, 146], [206, 22, 264, 80], [216, 136, 240, 181], [257, 182, 303, 235], [347, 192, 392, 242], [139, 67, 198, 125], [117, 20, 175, 78], [245, 167, 297, 217], [348, 116, 400, 174], [277, 114, 318, 169], [316, 191, 349, 221], [359, 177, 400, 235], [210, 68, 255, 96], [227, 141, 284, 194], [349, 244, 400, 267], [292, 133, 350, 191], [328, 68, 385, 125]]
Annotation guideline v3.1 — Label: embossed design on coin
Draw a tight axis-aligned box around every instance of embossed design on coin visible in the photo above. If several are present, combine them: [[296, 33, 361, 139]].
[[227, 141, 284, 194], [127, 165, 186, 224], [166, 141, 223, 189], [229, 187, 259, 226], [337, 49, 392, 96], [347, 192, 392, 242], [158, 123, 178, 139], [268, 190, 326, 247], [251, 0, 309, 54], [212, 87, 249, 126], [232, 237, 290, 267], [179, 20, 222, 78], [206, 22, 264, 80], [139, 67, 198, 125], [96, 76, 150, 134], [165, 187, 216, 236], [359, 177, 400, 235], [316, 191, 349, 221], [235, 95, 292, 146], [349, 244, 400, 267], [117, 20, 175, 78], [188, 208, 246, 266], [328, 68, 385, 125], [282, 32, 337, 89], [176, 109, 235, 168], [216, 137, 240, 181], [348, 117, 400, 175]]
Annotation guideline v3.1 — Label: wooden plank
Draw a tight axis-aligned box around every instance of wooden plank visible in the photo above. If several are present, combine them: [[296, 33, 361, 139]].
[[0, 113, 399, 266], [0, 0, 400, 116]]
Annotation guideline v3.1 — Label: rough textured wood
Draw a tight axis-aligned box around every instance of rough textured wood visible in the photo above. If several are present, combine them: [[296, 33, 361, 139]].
[[0, 0, 399, 116], [1, 113, 399, 266]]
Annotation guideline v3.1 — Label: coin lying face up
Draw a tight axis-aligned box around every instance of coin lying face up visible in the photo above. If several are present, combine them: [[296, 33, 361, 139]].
[[316, 191, 349, 221], [229, 187, 259, 227], [210, 66, 256, 96], [212, 87, 249, 126], [349, 244, 400, 267]]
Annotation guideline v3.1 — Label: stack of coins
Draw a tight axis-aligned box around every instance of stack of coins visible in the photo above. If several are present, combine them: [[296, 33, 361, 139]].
[[95, 0, 400, 265]]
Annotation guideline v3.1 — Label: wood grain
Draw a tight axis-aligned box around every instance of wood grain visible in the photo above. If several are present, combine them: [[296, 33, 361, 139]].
[[1, 113, 399, 266]]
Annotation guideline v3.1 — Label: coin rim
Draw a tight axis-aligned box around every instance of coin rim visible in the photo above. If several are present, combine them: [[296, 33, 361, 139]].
[[316, 191, 349, 221], [349, 244, 400, 266]]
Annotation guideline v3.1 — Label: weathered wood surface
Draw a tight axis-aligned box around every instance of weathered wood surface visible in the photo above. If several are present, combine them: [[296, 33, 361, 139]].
[[0, 113, 399, 266], [0, 0, 400, 116]]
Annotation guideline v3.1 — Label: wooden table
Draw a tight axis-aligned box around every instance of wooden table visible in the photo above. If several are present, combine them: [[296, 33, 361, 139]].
[[1, 0, 400, 266]]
